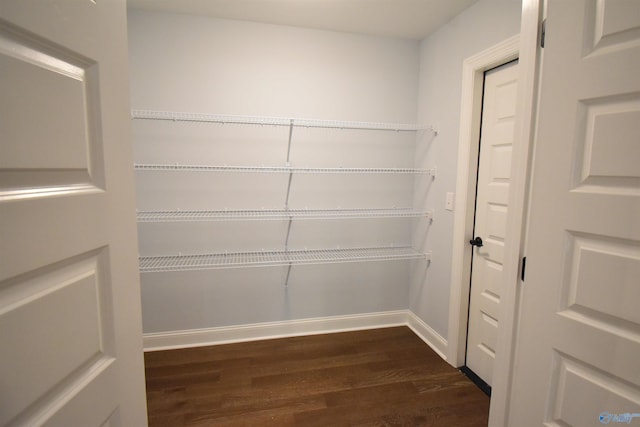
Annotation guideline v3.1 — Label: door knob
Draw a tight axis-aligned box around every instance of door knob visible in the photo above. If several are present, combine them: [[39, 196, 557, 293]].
[[469, 237, 484, 247]]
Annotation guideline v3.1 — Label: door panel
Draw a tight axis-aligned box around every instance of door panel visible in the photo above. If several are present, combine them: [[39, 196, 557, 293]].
[[466, 60, 519, 386], [0, 1, 147, 426], [586, 0, 640, 54], [549, 355, 640, 427], [1, 252, 112, 425], [0, 12, 104, 195], [575, 95, 640, 194], [508, 0, 640, 425]]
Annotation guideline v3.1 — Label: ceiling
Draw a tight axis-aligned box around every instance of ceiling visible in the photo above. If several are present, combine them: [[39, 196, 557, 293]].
[[127, 0, 479, 40]]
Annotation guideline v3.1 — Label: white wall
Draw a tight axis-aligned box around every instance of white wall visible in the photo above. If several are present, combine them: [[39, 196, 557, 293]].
[[412, 0, 522, 339], [128, 11, 419, 122], [128, 11, 423, 334]]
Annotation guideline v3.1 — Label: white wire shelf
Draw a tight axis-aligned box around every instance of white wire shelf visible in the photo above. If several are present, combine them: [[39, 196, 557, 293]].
[[139, 246, 430, 273], [134, 163, 436, 175], [136, 208, 434, 222], [131, 109, 435, 133]]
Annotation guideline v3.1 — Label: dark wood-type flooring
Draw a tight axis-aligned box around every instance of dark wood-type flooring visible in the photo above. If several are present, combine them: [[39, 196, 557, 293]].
[[144, 326, 489, 426]]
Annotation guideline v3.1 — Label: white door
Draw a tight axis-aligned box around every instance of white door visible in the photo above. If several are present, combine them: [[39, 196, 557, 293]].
[[508, 1, 640, 425], [466, 60, 519, 388], [0, 2, 148, 426]]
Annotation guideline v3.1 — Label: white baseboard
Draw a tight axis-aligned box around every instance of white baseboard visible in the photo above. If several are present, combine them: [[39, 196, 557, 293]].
[[406, 311, 449, 362], [144, 310, 450, 364], [143, 310, 408, 352]]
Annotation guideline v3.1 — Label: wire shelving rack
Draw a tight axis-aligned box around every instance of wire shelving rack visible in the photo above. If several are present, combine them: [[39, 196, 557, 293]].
[[132, 109, 436, 279], [136, 208, 434, 222], [131, 109, 437, 133], [134, 163, 436, 176], [139, 246, 431, 273]]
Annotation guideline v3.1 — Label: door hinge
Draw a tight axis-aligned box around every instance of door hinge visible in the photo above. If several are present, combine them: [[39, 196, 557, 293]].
[[521, 256, 527, 281], [541, 19, 546, 48]]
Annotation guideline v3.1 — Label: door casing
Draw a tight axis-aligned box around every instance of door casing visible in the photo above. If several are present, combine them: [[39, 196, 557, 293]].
[[447, 35, 519, 371]]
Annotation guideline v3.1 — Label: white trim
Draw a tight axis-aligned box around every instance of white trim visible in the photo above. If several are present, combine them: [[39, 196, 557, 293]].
[[407, 311, 448, 360], [489, 1, 542, 426], [143, 310, 408, 351], [143, 310, 450, 358], [447, 34, 520, 367]]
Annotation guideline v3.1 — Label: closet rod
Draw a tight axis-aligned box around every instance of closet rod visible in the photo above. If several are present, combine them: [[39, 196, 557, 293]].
[[131, 109, 434, 133]]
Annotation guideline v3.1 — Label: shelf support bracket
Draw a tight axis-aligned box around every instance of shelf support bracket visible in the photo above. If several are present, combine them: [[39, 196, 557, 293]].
[[285, 119, 294, 163], [284, 263, 293, 287], [282, 119, 297, 288], [283, 118, 295, 211]]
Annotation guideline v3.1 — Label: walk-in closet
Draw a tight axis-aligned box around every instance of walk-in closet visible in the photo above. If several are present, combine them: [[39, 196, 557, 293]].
[[127, 1, 522, 352]]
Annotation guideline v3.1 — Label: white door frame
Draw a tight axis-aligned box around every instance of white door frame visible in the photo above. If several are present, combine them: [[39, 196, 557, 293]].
[[446, 34, 519, 369]]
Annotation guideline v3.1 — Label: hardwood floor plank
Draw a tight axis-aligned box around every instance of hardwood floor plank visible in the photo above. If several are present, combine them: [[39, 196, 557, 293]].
[[148, 413, 186, 427], [248, 348, 390, 378], [322, 381, 420, 407], [413, 371, 479, 393], [187, 411, 297, 427], [294, 392, 489, 427], [146, 370, 222, 391], [185, 395, 326, 425], [145, 360, 222, 380], [146, 388, 189, 416]]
